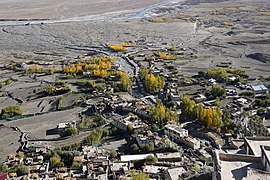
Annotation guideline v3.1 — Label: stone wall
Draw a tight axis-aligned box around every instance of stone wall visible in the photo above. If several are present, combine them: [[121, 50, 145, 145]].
[[219, 153, 261, 162]]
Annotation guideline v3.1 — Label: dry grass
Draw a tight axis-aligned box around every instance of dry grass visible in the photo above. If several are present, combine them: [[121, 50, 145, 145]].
[[158, 53, 177, 60], [223, 21, 235, 28], [109, 44, 127, 52], [149, 17, 167, 23]]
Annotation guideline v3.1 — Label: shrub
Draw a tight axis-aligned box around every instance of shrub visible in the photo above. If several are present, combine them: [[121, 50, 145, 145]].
[[132, 172, 150, 180], [72, 161, 81, 168], [131, 144, 139, 153], [50, 156, 64, 169], [1, 105, 23, 118], [142, 142, 155, 152], [47, 68, 55, 75], [0, 164, 8, 172], [16, 165, 29, 176], [205, 84, 226, 99], [62, 128, 77, 137], [158, 53, 177, 60], [146, 155, 158, 164], [45, 85, 57, 95], [150, 18, 167, 23], [4, 79, 13, 85], [109, 44, 126, 52], [207, 68, 228, 82], [83, 128, 108, 145], [110, 150, 118, 159], [27, 64, 43, 74]]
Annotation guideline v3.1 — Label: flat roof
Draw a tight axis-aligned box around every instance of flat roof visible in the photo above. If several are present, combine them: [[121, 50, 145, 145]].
[[111, 162, 130, 171], [245, 138, 270, 156], [252, 85, 268, 91], [58, 122, 68, 129], [165, 124, 187, 135], [243, 168, 270, 180], [220, 160, 261, 180], [143, 165, 168, 174], [167, 167, 186, 180], [120, 154, 154, 162], [156, 152, 181, 159]]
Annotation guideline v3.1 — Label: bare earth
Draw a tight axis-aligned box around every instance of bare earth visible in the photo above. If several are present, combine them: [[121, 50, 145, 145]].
[[0, 0, 164, 19]]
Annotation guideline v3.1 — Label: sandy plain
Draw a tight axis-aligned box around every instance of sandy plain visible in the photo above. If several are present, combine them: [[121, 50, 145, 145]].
[[0, 0, 165, 19]]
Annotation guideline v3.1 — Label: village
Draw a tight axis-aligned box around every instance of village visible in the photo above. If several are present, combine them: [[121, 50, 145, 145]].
[[0, 36, 269, 179], [0, 0, 270, 180]]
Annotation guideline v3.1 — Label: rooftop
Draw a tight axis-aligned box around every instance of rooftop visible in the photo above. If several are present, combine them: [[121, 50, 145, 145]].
[[143, 165, 168, 174], [251, 85, 268, 91], [217, 151, 263, 180], [165, 124, 188, 136], [220, 159, 261, 180], [120, 154, 154, 162], [156, 152, 182, 160], [243, 168, 270, 180], [111, 162, 131, 172], [166, 167, 186, 180], [245, 137, 270, 156]]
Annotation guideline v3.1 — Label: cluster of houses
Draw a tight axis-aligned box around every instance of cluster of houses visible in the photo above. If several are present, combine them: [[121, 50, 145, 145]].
[[1, 48, 270, 180], [1, 142, 52, 179], [0, 141, 211, 180]]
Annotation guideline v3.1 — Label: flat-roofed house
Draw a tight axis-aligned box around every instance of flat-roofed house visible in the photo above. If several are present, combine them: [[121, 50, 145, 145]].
[[252, 85, 268, 94]]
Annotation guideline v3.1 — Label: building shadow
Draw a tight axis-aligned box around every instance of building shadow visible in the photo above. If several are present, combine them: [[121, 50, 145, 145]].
[[46, 128, 58, 135]]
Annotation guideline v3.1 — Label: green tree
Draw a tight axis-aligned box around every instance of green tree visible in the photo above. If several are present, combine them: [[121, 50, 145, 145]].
[[18, 151, 24, 161], [110, 150, 118, 159], [151, 100, 178, 128], [131, 144, 139, 153], [118, 72, 133, 92], [4, 79, 13, 85], [50, 156, 64, 169], [209, 84, 226, 99], [0, 164, 8, 172], [181, 96, 196, 117], [148, 142, 155, 151], [127, 124, 134, 134], [146, 155, 158, 164], [1, 105, 24, 118], [132, 172, 150, 180], [144, 73, 164, 94], [197, 103, 207, 121], [72, 161, 81, 168], [140, 69, 164, 94], [207, 68, 228, 82], [151, 124, 159, 132], [63, 128, 77, 137], [92, 114, 106, 127], [16, 165, 29, 176], [142, 142, 155, 152], [45, 85, 57, 95], [59, 151, 74, 167], [192, 163, 201, 173], [47, 68, 55, 75], [83, 128, 106, 145], [139, 68, 150, 80]]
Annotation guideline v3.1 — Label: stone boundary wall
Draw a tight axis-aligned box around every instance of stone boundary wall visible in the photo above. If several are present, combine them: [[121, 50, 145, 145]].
[[219, 153, 261, 162]]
